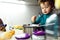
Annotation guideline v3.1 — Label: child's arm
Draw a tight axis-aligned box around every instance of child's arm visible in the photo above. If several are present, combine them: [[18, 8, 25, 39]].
[[31, 16, 36, 23], [31, 15, 41, 24]]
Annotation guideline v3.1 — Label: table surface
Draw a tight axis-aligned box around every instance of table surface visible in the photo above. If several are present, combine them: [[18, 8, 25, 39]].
[[23, 23, 55, 28]]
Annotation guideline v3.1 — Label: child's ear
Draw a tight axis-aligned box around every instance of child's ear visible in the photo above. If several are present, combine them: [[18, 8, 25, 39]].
[[51, 7, 55, 10]]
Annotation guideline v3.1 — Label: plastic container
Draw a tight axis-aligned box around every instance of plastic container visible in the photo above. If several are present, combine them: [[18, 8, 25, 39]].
[[32, 31, 46, 40], [15, 33, 30, 40]]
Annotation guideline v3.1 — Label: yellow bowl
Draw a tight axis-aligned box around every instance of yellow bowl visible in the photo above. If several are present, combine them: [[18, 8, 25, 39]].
[[13, 25, 24, 30]]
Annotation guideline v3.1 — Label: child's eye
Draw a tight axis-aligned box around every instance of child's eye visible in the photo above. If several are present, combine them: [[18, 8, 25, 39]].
[[41, 8, 44, 9]]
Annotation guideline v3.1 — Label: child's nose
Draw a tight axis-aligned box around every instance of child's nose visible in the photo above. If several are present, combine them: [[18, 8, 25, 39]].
[[44, 8, 46, 11], [43, 8, 46, 12]]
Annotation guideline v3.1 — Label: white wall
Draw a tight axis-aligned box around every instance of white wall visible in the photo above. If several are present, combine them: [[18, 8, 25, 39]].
[[0, 2, 40, 26]]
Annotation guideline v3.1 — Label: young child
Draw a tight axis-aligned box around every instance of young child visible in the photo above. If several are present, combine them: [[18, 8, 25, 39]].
[[31, 0, 58, 39], [0, 19, 6, 31], [0, 18, 7, 39]]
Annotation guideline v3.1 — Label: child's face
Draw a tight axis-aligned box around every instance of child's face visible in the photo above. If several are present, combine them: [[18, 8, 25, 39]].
[[40, 2, 52, 14], [0, 26, 5, 31], [0, 27, 3, 31]]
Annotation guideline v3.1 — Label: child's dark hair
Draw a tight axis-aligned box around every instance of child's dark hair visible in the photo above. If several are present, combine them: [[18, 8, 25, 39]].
[[38, 0, 55, 8]]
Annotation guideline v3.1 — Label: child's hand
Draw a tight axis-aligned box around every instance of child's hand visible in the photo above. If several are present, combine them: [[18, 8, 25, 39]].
[[31, 16, 36, 23]]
